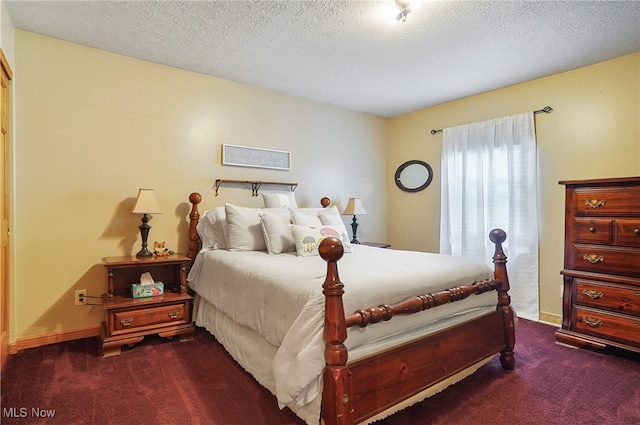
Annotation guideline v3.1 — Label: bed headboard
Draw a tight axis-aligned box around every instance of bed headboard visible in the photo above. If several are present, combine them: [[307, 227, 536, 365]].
[[185, 192, 331, 261]]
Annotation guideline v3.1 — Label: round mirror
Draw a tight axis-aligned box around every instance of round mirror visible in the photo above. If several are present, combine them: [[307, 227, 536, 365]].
[[395, 160, 433, 192]]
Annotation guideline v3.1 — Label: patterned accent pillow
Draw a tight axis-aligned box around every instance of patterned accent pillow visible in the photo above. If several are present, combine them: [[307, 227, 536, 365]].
[[292, 206, 352, 252], [290, 224, 351, 257]]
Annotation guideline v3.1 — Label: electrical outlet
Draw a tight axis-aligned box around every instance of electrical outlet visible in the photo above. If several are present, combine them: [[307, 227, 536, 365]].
[[75, 289, 86, 306]]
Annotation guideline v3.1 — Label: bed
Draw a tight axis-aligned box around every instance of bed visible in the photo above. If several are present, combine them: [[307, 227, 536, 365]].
[[185, 192, 516, 425]]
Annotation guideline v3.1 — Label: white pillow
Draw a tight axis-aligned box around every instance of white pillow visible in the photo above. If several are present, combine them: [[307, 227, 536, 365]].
[[207, 207, 228, 250], [196, 210, 217, 249], [225, 204, 288, 251], [290, 224, 352, 257], [262, 191, 298, 209], [259, 209, 295, 254], [291, 210, 323, 227]]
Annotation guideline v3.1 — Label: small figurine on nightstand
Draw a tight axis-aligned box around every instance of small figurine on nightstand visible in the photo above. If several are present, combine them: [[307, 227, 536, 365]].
[[153, 241, 170, 256]]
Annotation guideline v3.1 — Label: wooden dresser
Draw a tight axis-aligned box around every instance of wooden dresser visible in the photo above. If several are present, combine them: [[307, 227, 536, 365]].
[[556, 177, 640, 354]]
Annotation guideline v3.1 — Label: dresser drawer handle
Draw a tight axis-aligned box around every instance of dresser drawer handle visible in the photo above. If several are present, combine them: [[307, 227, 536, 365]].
[[147, 312, 156, 319], [588, 227, 596, 233], [582, 317, 603, 328], [582, 254, 604, 264], [634, 292, 640, 297], [585, 199, 605, 209], [582, 289, 604, 299], [120, 317, 134, 327], [168, 310, 180, 319], [635, 228, 640, 235]]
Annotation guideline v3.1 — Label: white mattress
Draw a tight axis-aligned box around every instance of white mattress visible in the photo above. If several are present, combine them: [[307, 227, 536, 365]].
[[188, 244, 497, 421]]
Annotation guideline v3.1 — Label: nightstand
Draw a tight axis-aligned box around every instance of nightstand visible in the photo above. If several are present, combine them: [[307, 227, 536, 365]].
[[100, 254, 194, 358], [360, 242, 391, 248]]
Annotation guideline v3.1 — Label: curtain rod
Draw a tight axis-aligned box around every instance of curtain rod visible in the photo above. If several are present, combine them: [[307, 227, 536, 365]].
[[430, 106, 553, 135]]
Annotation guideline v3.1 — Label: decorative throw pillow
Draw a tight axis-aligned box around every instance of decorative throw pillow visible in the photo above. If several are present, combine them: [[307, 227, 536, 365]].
[[196, 210, 217, 249], [292, 206, 353, 252], [259, 209, 295, 254], [262, 191, 298, 209], [291, 210, 323, 227], [207, 206, 228, 250], [290, 224, 351, 257], [225, 204, 288, 251]]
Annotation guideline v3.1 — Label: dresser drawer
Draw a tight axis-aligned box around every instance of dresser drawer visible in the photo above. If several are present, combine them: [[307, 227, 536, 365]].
[[574, 307, 640, 346], [575, 278, 640, 315], [573, 218, 611, 244], [574, 187, 640, 216], [614, 219, 640, 247], [573, 244, 640, 276], [111, 301, 189, 334]]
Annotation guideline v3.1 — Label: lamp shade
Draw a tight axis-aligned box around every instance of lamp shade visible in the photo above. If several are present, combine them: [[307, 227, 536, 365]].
[[342, 198, 367, 215], [131, 189, 162, 214]]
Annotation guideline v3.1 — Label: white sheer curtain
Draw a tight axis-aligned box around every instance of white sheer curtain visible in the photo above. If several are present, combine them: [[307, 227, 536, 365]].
[[439, 112, 539, 321]]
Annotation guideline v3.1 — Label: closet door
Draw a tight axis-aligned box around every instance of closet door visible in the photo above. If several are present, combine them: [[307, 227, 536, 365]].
[[0, 49, 12, 369]]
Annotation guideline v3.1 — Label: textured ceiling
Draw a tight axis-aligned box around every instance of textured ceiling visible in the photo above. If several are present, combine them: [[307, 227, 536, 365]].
[[5, 1, 640, 117]]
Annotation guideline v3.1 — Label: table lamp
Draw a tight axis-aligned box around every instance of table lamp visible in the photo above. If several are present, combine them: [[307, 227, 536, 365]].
[[131, 188, 162, 258], [342, 198, 367, 244]]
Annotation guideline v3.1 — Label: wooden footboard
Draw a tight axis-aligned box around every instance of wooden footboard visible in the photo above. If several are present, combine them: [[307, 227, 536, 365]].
[[318, 229, 515, 425]]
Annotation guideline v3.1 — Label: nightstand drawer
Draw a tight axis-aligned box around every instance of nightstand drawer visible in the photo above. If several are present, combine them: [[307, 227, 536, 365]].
[[575, 307, 640, 346], [111, 301, 189, 334], [574, 187, 640, 216], [575, 278, 640, 315], [573, 244, 640, 276], [573, 218, 611, 244], [614, 219, 640, 247]]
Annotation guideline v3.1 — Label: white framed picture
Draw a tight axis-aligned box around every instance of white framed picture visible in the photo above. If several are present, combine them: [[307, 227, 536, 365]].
[[221, 144, 291, 171]]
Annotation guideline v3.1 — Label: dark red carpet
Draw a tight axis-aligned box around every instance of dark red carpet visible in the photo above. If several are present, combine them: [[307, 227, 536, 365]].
[[1, 319, 638, 424]]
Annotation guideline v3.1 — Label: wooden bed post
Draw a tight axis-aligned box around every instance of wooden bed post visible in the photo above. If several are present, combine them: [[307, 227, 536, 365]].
[[319, 237, 354, 425], [187, 192, 202, 262], [489, 228, 516, 370]]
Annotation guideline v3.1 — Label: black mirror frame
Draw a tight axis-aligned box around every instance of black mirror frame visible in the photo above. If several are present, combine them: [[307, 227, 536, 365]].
[[394, 160, 433, 193]]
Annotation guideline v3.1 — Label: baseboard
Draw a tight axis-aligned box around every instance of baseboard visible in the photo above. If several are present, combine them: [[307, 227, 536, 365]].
[[10, 325, 101, 354], [538, 312, 561, 327]]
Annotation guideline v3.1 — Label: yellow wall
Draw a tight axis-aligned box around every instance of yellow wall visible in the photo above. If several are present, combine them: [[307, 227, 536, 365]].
[[9, 27, 640, 342], [12, 30, 387, 341], [387, 53, 640, 323]]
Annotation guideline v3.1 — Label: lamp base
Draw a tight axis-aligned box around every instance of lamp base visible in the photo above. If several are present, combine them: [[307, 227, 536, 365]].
[[136, 248, 154, 258], [136, 214, 154, 258], [351, 215, 361, 244]]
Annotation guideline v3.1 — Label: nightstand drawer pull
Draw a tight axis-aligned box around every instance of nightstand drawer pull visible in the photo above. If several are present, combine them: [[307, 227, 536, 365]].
[[120, 317, 134, 327], [635, 292, 640, 297], [585, 199, 605, 209], [147, 312, 156, 319], [582, 254, 604, 264], [582, 289, 604, 299], [588, 227, 596, 233], [582, 317, 603, 328], [635, 228, 640, 235], [168, 310, 180, 319]]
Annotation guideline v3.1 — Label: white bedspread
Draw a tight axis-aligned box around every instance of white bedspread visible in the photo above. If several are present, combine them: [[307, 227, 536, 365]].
[[188, 244, 496, 409]]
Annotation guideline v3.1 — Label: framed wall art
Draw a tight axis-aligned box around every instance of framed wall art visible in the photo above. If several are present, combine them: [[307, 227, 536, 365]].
[[221, 144, 291, 171]]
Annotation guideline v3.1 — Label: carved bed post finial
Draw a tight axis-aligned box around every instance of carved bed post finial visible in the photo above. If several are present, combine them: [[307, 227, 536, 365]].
[[319, 237, 354, 425], [489, 228, 515, 370], [187, 193, 202, 263]]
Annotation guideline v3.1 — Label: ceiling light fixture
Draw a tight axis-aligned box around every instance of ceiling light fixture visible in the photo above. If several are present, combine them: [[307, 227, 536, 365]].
[[395, 0, 412, 22]]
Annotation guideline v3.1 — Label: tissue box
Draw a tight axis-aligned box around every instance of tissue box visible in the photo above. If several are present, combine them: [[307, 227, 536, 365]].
[[132, 282, 164, 299]]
